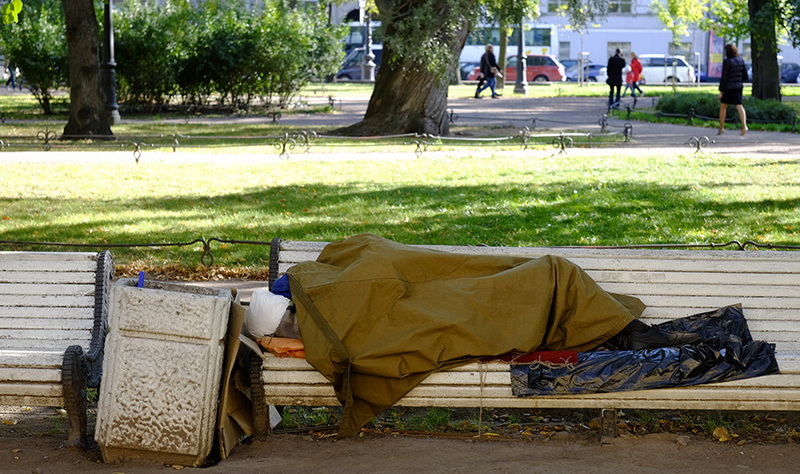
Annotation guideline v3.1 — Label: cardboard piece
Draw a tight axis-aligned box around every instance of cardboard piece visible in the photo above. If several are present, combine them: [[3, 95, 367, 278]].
[[216, 297, 254, 460]]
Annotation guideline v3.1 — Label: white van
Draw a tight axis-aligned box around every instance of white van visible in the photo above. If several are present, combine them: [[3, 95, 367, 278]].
[[637, 54, 696, 83], [597, 54, 696, 84]]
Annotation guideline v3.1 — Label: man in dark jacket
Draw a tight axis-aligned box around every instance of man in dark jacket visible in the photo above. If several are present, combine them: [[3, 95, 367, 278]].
[[475, 44, 501, 99], [606, 49, 625, 108]]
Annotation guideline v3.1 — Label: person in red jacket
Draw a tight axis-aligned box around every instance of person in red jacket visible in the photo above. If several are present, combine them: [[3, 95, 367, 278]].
[[629, 51, 644, 97]]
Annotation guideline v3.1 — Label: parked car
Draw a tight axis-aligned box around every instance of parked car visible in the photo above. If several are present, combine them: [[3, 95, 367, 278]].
[[566, 63, 605, 82], [597, 54, 696, 84], [560, 59, 579, 71], [335, 45, 383, 81], [713, 61, 795, 83], [467, 54, 566, 82], [781, 62, 800, 83], [459, 62, 479, 80]]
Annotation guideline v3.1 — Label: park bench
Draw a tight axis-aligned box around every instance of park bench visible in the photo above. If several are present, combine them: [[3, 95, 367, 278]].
[[247, 239, 800, 439], [0, 251, 114, 448]]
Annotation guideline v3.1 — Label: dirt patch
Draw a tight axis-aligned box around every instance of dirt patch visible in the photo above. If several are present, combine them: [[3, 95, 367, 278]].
[[2, 405, 799, 473]]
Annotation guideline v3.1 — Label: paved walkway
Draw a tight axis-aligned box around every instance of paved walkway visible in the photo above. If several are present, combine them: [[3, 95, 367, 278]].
[[276, 93, 800, 157]]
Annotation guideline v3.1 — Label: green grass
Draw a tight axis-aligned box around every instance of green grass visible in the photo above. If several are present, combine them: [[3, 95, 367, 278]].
[[2, 151, 800, 272]]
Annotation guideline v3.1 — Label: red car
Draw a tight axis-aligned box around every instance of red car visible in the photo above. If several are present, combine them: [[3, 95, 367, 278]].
[[468, 55, 567, 82]]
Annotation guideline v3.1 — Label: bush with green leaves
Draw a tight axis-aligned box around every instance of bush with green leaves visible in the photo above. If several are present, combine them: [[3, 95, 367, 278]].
[[117, 0, 345, 109], [656, 92, 796, 125], [114, 0, 192, 109], [0, 0, 67, 115]]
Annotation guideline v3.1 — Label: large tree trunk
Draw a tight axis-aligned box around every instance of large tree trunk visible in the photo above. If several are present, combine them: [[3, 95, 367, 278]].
[[497, 20, 508, 90], [334, 2, 470, 136], [749, 0, 781, 100], [62, 0, 113, 138]]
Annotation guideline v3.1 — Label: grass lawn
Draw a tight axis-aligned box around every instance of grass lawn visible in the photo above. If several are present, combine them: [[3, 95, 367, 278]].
[[2, 82, 799, 278], [2, 151, 800, 277]]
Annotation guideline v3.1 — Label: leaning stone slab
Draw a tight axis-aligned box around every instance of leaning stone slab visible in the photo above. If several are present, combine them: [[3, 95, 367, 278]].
[[95, 278, 231, 467]]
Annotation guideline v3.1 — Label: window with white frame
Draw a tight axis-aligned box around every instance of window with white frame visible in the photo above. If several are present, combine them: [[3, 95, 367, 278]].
[[608, 0, 633, 14], [547, 0, 565, 13]]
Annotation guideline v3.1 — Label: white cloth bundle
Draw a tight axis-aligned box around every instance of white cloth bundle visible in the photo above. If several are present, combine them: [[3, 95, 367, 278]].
[[245, 289, 291, 339]]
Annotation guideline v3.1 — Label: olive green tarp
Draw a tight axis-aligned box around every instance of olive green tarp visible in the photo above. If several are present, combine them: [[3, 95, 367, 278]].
[[287, 234, 645, 437]]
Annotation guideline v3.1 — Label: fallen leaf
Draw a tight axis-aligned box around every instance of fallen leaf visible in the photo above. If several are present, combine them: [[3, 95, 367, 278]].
[[713, 426, 730, 442]]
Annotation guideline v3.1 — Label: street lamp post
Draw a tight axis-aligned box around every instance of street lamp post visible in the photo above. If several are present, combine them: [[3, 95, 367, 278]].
[[513, 19, 528, 95], [102, 0, 120, 125], [362, 13, 376, 82]]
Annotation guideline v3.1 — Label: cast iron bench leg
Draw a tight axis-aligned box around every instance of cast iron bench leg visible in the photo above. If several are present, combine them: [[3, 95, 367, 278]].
[[61, 345, 88, 449]]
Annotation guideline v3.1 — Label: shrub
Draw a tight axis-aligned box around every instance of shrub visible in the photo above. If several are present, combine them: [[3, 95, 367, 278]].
[[656, 92, 796, 125], [115, 0, 192, 108], [0, 0, 67, 115], [117, 0, 346, 110]]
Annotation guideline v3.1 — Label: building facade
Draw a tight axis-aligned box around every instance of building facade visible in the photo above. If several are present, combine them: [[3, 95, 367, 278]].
[[332, 0, 800, 79]]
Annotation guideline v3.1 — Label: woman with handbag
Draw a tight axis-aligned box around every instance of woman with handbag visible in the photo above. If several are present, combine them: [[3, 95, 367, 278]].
[[475, 44, 501, 99], [718, 43, 748, 136]]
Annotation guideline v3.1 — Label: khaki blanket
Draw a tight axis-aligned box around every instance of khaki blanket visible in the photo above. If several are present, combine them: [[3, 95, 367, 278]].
[[287, 234, 644, 436]]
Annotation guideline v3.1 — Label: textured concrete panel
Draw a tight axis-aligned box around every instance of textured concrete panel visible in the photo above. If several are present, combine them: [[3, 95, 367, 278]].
[[96, 279, 231, 467]]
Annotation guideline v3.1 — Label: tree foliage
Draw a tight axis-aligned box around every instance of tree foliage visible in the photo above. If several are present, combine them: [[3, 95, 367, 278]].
[[652, 0, 705, 43], [2, 0, 23, 23], [0, 0, 67, 114], [115, 0, 344, 110], [114, 0, 191, 107], [703, 0, 750, 44], [550, 0, 607, 33]]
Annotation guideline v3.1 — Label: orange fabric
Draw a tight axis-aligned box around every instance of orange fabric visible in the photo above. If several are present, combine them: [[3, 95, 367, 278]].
[[259, 336, 306, 358]]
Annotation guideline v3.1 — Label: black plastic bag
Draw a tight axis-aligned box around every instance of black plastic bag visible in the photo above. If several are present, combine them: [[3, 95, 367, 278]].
[[510, 304, 779, 396]]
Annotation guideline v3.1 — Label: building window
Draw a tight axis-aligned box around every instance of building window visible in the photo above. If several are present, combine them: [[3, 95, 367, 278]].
[[559, 41, 571, 60], [608, 1, 632, 14], [607, 42, 631, 59], [547, 0, 564, 13], [668, 42, 692, 57]]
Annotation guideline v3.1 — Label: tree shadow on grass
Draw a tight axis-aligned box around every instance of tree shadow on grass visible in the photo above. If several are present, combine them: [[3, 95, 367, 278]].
[[2, 179, 799, 266]]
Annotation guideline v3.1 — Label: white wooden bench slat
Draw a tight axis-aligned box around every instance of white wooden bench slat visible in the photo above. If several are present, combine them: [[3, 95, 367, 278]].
[[0, 295, 95, 307], [637, 295, 800, 310], [600, 282, 800, 298], [0, 394, 64, 407], [0, 350, 65, 367], [0, 343, 90, 355], [0, 271, 96, 284], [585, 270, 800, 286], [0, 367, 62, 383], [0, 251, 101, 261], [260, 354, 800, 375], [0, 325, 92, 336], [0, 317, 93, 330], [278, 244, 800, 269], [0, 307, 96, 319], [642, 307, 799, 321], [260, 394, 800, 410], [0, 283, 97, 297], [0, 259, 99, 272], [0, 382, 64, 398], [265, 383, 800, 404]]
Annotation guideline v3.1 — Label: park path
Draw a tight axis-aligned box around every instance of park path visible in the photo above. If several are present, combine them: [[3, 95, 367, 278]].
[[273, 93, 800, 156]]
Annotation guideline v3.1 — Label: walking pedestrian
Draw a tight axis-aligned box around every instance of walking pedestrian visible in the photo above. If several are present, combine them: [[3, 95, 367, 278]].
[[606, 49, 625, 108], [718, 43, 748, 136], [475, 44, 501, 99], [629, 51, 644, 97]]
